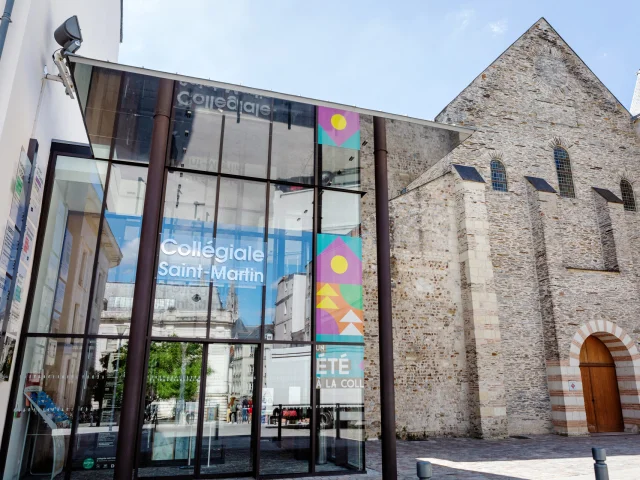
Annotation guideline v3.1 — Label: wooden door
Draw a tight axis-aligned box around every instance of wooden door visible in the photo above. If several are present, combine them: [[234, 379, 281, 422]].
[[579, 336, 624, 433]]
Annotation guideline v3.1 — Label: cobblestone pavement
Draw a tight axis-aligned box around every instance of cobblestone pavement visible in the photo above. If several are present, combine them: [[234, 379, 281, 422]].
[[273, 434, 640, 479]]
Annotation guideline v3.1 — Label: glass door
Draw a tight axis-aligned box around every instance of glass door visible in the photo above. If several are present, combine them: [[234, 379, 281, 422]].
[[199, 343, 257, 476], [137, 342, 258, 478]]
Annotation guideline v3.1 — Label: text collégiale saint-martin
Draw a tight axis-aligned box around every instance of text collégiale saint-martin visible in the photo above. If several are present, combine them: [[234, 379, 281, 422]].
[[157, 239, 265, 284]]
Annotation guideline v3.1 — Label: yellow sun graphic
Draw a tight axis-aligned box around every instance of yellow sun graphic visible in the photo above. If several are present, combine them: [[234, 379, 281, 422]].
[[330, 255, 348, 274], [330, 114, 347, 131]]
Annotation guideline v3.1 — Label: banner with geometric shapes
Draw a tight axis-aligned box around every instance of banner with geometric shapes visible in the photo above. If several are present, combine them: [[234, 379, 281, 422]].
[[316, 233, 363, 343], [317, 106, 360, 150]]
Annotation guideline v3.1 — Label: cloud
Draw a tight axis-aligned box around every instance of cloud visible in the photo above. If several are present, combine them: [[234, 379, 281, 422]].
[[454, 8, 475, 30], [488, 19, 508, 36], [445, 7, 475, 37]]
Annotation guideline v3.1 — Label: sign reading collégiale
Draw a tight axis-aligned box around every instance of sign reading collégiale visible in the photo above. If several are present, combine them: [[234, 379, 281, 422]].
[[157, 239, 265, 284]]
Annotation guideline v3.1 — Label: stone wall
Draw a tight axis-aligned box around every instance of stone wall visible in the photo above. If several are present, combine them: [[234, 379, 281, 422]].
[[387, 175, 470, 438], [358, 116, 464, 439], [382, 17, 640, 437]]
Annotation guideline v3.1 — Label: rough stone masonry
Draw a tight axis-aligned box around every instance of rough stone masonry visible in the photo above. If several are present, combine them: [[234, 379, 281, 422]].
[[361, 18, 640, 440]]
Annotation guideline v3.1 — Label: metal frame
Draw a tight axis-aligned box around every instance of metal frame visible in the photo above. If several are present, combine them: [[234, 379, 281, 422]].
[[67, 54, 474, 139], [0, 141, 93, 475], [126, 93, 368, 478], [2, 67, 375, 478]]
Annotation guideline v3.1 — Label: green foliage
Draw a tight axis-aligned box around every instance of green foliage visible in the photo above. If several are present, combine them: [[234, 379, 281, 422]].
[[146, 342, 203, 401], [98, 341, 204, 402]]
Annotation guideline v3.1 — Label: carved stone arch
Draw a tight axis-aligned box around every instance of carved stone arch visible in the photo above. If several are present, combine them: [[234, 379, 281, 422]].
[[547, 136, 573, 151], [568, 321, 640, 433]]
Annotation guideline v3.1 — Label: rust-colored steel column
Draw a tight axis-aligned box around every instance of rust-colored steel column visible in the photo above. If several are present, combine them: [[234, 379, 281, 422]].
[[114, 78, 174, 479], [373, 116, 397, 479]]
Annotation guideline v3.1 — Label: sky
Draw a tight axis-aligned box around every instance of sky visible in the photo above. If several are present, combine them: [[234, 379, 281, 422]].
[[119, 0, 639, 121]]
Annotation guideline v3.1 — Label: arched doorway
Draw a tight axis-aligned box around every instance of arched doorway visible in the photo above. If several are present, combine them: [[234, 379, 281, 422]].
[[580, 336, 624, 433]]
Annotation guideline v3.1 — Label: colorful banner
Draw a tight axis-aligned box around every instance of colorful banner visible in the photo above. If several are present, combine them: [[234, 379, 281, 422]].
[[317, 106, 360, 149], [316, 344, 364, 389], [316, 233, 363, 343]]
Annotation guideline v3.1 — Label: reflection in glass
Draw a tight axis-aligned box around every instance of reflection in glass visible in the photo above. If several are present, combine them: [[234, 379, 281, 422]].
[[138, 342, 202, 477], [152, 172, 217, 338], [260, 344, 311, 475], [265, 185, 313, 340], [320, 190, 361, 237], [82, 67, 159, 162], [215, 179, 266, 339], [271, 100, 315, 184], [221, 99, 270, 178], [200, 343, 256, 475], [3, 337, 83, 479], [315, 345, 365, 472], [71, 338, 128, 476], [88, 164, 147, 336], [29, 157, 108, 335], [320, 146, 360, 190], [169, 107, 223, 173]]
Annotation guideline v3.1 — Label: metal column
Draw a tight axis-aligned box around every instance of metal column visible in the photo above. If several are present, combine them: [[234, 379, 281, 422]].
[[373, 116, 398, 479], [114, 78, 174, 479]]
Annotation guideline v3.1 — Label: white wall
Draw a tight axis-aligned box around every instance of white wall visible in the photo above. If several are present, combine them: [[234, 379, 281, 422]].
[[0, 0, 121, 449]]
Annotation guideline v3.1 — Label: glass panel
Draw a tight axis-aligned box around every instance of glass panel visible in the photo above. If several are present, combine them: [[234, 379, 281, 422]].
[[214, 179, 266, 340], [221, 95, 270, 178], [265, 184, 313, 341], [82, 67, 121, 160], [317, 191, 363, 343], [153, 171, 217, 338], [3, 337, 83, 479], [259, 344, 311, 475], [112, 73, 159, 163], [320, 146, 360, 190], [320, 190, 361, 237], [88, 164, 147, 336], [316, 344, 365, 472], [138, 341, 202, 477], [169, 107, 223, 173], [317, 106, 361, 190], [199, 343, 256, 475], [83, 67, 159, 163], [70, 338, 128, 476], [29, 157, 109, 334], [270, 100, 315, 184]]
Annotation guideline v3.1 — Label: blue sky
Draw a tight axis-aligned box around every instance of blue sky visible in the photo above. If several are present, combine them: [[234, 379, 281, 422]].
[[120, 0, 638, 120]]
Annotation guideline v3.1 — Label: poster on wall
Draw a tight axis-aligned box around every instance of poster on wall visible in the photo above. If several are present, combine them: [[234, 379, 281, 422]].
[[8, 150, 31, 228], [26, 164, 44, 226], [0, 223, 18, 274], [315, 233, 363, 343], [0, 335, 15, 381], [0, 140, 40, 381], [316, 344, 364, 389], [21, 223, 36, 264], [0, 276, 8, 320]]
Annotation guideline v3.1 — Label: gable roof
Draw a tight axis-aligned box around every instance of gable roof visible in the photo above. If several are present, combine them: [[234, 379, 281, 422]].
[[435, 17, 633, 121]]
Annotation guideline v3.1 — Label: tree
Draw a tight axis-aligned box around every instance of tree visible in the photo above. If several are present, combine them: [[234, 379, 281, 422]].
[[146, 341, 203, 401]]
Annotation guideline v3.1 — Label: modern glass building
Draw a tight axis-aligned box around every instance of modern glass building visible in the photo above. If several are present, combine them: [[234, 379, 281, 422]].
[[0, 55, 470, 479]]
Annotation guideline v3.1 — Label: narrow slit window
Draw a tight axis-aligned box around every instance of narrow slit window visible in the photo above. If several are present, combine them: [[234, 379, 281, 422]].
[[554, 147, 575, 198], [490, 159, 508, 192], [620, 179, 636, 212]]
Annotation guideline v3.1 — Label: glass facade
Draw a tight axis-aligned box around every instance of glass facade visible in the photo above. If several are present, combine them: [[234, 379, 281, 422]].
[[2, 65, 366, 479]]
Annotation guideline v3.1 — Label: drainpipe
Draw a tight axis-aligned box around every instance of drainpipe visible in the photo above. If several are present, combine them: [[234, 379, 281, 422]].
[[0, 0, 16, 59], [373, 116, 398, 479]]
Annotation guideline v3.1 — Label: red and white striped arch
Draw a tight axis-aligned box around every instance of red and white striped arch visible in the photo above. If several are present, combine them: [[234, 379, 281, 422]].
[[547, 320, 640, 435]]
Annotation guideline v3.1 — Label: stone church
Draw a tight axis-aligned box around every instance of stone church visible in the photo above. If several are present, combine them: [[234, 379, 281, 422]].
[[363, 18, 640, 440]]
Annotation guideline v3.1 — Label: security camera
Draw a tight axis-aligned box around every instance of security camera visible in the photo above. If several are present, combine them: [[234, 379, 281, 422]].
[[54, 15, 82, 55]]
